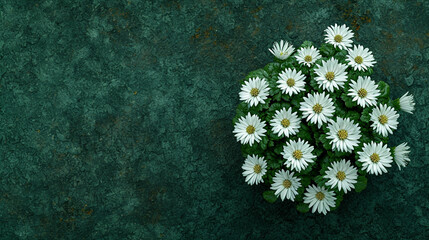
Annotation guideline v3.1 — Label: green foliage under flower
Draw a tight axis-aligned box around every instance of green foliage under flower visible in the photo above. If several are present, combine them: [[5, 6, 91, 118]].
[[232, 37, 408, 213]]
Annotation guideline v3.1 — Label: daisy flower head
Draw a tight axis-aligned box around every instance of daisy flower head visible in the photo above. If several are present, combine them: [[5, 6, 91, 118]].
[[300, 92, 335, 128], [277, 68, 306, 96], [282, 138, 316, 172], [314, 57, 348, 92], [295, 46, 322, 67], [239, 77, 270, 107], [303, 184, 336, 215], [271, 169, 302, 201], [326, 117, 361, 152], [346, 45, 376, 71], [323, 159, 358, 193], [393, 142, 411, 170], [270, 107, 301, 138], [358, 141, 393, 175], [324, 24, 354, 50], [269, 40, 295, 60], [347, 76, 380, 107], [233, 113, 267, 146], [242, 155, 267, 185], [399, 92, 415, 114], [370, 104, 400, 137]]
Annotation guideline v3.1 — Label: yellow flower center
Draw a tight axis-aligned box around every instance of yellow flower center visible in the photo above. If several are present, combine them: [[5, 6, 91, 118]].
[[282, 179, 292, 188], [246, 125, 255, 134], [378, 115, 388, 125], [370, 153, 380, 163], [325, 71, 335, 81], [287, 78, 295, 87], [334, 35, 343, 43], [250, 88, 259, 97], [336, 171, 346, 181], [292, 150, 303, 160], [316, 192, 325, 200], [354, 56, 363, 64], [358, 88, 368, 98], [304, 55, 312, 62], [337, 129, 348, 140], [313, 103, 323, 113], [281, 118, 290, 128], [253, 164, 262, 173]]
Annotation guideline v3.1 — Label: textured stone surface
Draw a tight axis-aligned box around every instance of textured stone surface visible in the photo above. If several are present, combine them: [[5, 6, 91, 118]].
[[0, 0, 428, 239]]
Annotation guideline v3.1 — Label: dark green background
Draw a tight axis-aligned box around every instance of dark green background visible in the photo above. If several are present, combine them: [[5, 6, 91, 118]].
[[1, 0, 428, 239]]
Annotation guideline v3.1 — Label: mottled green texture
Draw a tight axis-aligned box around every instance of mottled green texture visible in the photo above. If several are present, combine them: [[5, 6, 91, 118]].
[[0, 0, 428, 239]]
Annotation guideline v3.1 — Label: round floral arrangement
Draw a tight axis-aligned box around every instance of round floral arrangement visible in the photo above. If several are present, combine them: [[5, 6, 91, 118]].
[[233, 24, 415, 214]]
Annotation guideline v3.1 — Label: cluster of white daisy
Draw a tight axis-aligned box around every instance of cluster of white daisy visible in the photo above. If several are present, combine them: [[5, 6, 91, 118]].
[[233, 24, 415, 214]]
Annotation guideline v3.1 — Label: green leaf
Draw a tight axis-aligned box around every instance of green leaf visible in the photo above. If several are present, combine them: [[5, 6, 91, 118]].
[[281, 94, 290, 102], [314, 175, 328, 187], [314, 148, 324, 157], [335, 49, 347, 57], [260, 136, 269, 150], [274, 145, 283, 154], [296, 203, 310, 213], [246, 69, 269, 80], [360, 107, 372, 123], [291, 97, 301, 107], [269, 131, 281, 140], [345, 111, 360, 122], [280, 61, 294, 70], [377, 81, 390, 99], [330, 191, 344, 211], [268, 103, 282, 112], [319, 43, 335, 57], [264, 62, 281, 74], [300, 176, 311, 187], [341, 93, 357, 108], [274, 92, 282, 101], [363, 67, 374, 76], [355, 175, 368, 193], [334, 150, 350, 158], [297, 129, 312, 141], [300, 41, 313, 48], [319, 134, 332, 150], [263, 190, 277, 203]]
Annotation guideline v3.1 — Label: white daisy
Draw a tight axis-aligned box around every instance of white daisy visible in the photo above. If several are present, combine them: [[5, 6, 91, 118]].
[[370, 104, 399, 137], [270, 169, 302, 201], [233, 113, 267, 146], [242, 155, 267, 185], [270, 107, 301, 138], [269, 40, 295, 60], [277, 68, 306, 96], [323, 159, 358, 193], [346, 45, 376, 71], [295, 46, 322, 67], [324, 24, 354, 50], [399, 92, 415, 114], [239, 77, 270, 107], [303, 184, 336, 215], [282, 138, 316, 172], [300, 92, 335, 128], [314, 57, 348, 92], [393, 142, 411, 170], [347, 76, 380, 107], [326, 117, 361, 153], [358, 141, 393, 175]]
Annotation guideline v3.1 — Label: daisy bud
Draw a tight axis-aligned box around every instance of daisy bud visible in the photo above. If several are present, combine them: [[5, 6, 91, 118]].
[[393, 142, 411, 170], [269, 40, 295, 60], [399, 92, 415, 114]]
